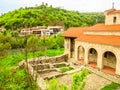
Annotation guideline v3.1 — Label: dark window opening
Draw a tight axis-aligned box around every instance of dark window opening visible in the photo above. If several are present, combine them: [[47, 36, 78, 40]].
[[70, 38, 75, 52], [113, 16, 117, 23], [89, 48, 96, 54], [104, 52, 108, 58], [90, 49, 93, 54]]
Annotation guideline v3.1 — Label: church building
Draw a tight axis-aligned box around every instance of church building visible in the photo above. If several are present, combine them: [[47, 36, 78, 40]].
[[62, 7, 120, 75]]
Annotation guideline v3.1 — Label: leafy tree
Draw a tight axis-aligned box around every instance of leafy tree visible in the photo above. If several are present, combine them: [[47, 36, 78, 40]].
[[0, 4, 104, 30], [0, 33, 11, 58], [27, 35, 41, 58], [56, 33, 64, 48]]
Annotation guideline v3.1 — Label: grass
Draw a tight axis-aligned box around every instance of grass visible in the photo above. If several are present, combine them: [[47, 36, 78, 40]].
[[45, 48, 64, 57], [101, 82, 120, 90], [0, 48, 64, 90], [59, 66, 74, 73]]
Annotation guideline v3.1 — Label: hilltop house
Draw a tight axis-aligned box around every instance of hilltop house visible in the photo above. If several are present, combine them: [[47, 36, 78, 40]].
[[41, 26, 64, 37], [20, 26, 64, 37], [62, 8, 120, 75], [20, 26, 46, 36]]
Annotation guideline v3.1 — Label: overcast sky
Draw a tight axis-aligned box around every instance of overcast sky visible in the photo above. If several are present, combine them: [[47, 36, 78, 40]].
[[0, 0, 120, 14]]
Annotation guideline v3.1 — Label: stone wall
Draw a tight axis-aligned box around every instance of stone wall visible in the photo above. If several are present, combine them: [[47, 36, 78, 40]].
[[22, 54, 68, 90], [29, 54, 68, 65], [64, 38, 71, 58], [88, 54, 97, 63], [105, 13, 120, 25], [64, 37, 75, 58]]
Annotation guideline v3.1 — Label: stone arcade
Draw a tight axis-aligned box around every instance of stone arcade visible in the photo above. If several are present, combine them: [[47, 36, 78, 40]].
[[62, 7, 120, 75]]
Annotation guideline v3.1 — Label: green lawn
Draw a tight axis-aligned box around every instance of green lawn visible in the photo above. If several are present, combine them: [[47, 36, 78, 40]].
[[0, 48, 64, 90]]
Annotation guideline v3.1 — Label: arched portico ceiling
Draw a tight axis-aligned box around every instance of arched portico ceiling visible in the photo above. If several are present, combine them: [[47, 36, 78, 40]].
[[78, 45, 85, 63], [102, 51, 116, 75], [102, 48, 117, 58], [88, 48, 98, 68]]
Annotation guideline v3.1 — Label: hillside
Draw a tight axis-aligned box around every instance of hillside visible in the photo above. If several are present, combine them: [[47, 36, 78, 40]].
[[0, 3, 104, 30]]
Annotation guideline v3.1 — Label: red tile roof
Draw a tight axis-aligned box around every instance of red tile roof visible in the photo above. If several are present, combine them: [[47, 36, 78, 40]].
[[62, 23, 120, 46], [76, 35, 120, 46], [83, 24, 120, 31], [62, 24, 120, 37], [62, 27, 88, 38], [105, 8, 120, 15]]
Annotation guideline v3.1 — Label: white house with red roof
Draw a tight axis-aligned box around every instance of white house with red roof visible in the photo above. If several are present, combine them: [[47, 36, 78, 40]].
[[62, 7, 120, 75]]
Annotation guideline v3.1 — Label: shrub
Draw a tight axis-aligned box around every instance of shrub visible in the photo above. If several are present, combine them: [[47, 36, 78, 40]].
[[71, 69, 89, 90], [59, 66, 74, 73], [59, 84, 68, 90], [46, 77, 68, 90], [101, 82, 120, 90], [46, 77, 59, 90]]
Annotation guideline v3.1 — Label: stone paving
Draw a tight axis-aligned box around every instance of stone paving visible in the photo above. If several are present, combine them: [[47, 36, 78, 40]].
[[84, 74, 111, 90], [85, 66, 120, 83], [55, 67, 112, 90]]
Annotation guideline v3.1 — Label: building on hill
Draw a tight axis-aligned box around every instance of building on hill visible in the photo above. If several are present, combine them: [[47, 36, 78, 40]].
[[62, 7, 120, 75], [41, 26, 64, 37], [20, 26, 47, 36], [19, 26, 64, 37]]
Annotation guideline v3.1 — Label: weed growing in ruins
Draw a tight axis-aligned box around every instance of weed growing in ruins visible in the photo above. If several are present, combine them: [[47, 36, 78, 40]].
[[46, 77, 68, 90], [71, 69, 89, 90], [46, 77, 59, 90], [46, 69, 89, 90], [59, 66, 74, 73], [59, 84, 68, 90]]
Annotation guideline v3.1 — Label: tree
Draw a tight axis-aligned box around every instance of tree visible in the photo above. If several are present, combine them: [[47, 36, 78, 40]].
[[0, 33, 11, 58], [27, 35, 41, 57], [0, 4, 104, 30], [56, 33, 64, 48]]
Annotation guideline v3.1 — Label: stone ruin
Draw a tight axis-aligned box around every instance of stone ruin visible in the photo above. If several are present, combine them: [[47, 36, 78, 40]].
[[20, 54, 71, 90]]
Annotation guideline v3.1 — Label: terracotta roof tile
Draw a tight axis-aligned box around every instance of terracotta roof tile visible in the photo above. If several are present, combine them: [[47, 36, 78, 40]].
[[83, 24, 120, 31], [105, 8, 120, 15], [62, 27, 88, 38], [76, 35, 120, 46], [62, 24, 120, 37]]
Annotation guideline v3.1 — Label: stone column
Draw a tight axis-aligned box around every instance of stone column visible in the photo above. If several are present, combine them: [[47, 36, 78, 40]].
[[64, 38, 71, 59], [97, 51, 103, 70], [74, 44, 78, 62], [116, 56, 120, 75], [84, 48, 89, 65]]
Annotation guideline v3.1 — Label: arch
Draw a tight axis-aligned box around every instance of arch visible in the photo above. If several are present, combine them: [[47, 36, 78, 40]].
[[102, 51, 116, 75], [88, 48, 98, 68], [78, 45, 85, 64]]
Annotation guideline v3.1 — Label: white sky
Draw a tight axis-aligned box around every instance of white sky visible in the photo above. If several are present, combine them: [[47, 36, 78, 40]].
[[0, 0, 120, 14]]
